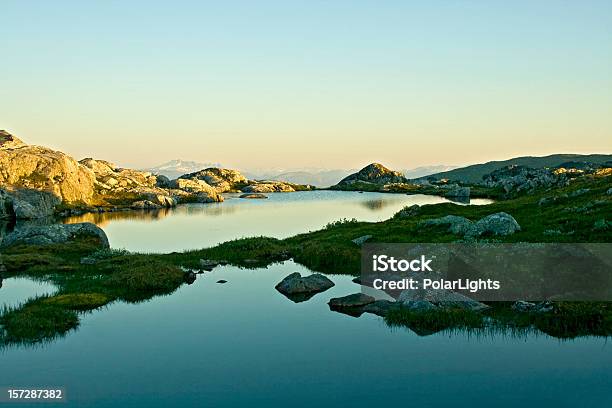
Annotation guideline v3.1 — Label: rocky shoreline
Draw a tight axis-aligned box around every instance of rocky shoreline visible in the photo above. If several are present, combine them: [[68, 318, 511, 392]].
[[0, 130, 314, 222]]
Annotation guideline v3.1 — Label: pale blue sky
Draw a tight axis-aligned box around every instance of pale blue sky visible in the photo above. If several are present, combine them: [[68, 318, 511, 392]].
[[1, 1, 611, 170]]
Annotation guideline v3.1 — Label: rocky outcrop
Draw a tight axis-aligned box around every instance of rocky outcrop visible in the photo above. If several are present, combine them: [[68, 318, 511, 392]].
[[275, 272, 334, 295], [169, 178, 223, 203], [0, 130, 26, 149], [0, 222, 109, 248], [334, 163, 408, 188], [0, 132, 96, 205], [180, 168, 247, 193], [0, 189, 61, 219], [241, 181, 297, 193], [481, 165, 568, 194]]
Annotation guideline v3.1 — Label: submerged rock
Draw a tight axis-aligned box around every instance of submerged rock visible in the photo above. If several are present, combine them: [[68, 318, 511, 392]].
[[239, 193, 268, 199], [0, 222, 109, 248], [361, 300, 402, 317]]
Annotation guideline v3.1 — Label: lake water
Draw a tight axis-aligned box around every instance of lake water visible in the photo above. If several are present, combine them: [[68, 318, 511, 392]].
[[1, 191, 610, 407], [62, 191, 493, 253], [1, 262, 610, 407]]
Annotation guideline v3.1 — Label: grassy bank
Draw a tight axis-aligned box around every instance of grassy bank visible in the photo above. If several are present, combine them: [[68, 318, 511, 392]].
[[1, 173, 611, 344]]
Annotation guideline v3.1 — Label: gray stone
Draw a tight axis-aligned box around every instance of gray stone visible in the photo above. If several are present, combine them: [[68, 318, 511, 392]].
[[1, 222, 109, 248], [420, 215, 474, 236], [328, 293, 375, 308], [607, 188, 612, 195], [131, 200, 162, 209], [468, 212, 521, 237], [398, 288, 489, 312], [352, 235, 372, 246], [511, 300, 536, 312], [275, 272, 335, 295]]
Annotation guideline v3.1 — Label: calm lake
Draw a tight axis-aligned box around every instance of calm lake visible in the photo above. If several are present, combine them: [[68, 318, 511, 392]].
[[62, 191, 493, 253], [1, 191, 610, 407]]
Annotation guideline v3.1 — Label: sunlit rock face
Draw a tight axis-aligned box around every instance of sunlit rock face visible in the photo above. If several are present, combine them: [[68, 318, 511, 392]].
[[0, 131, 96, 205]]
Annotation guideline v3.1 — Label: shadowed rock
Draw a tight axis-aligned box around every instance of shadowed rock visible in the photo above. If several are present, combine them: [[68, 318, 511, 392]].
[[275, 272, 334, 302], [0, 222, 109, 248], [239, 193, 268, 199]]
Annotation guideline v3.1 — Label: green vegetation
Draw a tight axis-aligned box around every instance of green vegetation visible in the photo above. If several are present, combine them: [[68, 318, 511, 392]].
[[1, 173, 611, 344]]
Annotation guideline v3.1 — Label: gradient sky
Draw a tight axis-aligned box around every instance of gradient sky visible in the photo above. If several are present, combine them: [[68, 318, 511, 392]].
[[1, 1, 611, 170]]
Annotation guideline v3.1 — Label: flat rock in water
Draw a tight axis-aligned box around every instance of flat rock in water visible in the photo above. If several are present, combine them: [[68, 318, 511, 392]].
[[0, 222, 109, 249], [275, 272, 334, 295], [328, 293, 375, 308], [398, 288, 489, 312], [361, 300, 401, 317], [239, 193, 268, 199]]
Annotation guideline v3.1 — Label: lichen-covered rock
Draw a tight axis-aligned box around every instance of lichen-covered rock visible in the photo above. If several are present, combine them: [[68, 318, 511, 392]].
[[0, 222, 109, 248]]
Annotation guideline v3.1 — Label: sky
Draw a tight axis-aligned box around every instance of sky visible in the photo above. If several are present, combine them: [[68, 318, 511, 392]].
[[1, 1, 611, 171]]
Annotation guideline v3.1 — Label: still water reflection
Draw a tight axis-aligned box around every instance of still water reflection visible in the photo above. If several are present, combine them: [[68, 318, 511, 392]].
[[63, 191, 493, 253]]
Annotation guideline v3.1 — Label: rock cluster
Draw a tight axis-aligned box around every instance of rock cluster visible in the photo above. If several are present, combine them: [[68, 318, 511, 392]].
[[420, 212, 521, 238], [481, 165, 568, 194]]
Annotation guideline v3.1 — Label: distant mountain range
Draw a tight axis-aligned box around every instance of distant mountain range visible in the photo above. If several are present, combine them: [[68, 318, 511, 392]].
[[143, 160, 222, 179], [420, 154, 612, 183]]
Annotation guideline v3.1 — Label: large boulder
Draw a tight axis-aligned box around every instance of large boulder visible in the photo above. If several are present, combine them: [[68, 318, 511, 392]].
[[0, 222, 109, 248], [275, 272, 335, 295], [0, 132, 96, 204], [468, 212, 521, 237], [0, 189, 61, 219]]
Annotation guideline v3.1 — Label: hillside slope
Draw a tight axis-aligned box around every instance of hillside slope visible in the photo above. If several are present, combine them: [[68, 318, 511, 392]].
[[422, 154, 612, 183]]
